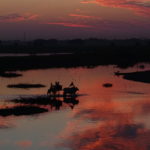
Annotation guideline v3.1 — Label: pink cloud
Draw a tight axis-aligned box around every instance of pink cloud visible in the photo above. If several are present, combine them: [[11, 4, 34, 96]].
[[81, 0, 150, 16], [81, 0, 99, 4], [69, 13, 102, 20], [45, 22, 94, 28], [26, 14, 39, 20]]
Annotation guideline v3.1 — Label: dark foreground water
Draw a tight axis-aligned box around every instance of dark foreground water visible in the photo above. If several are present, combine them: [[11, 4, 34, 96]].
[[0, 64, 150, 150]]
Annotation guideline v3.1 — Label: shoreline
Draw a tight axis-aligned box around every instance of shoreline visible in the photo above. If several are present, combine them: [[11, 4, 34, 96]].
[[115, 71, 150, 83], [0, 53, 149, 72]]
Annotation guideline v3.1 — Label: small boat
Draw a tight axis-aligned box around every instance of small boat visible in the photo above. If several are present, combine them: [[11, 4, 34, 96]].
[[47, 81, 79, 97]]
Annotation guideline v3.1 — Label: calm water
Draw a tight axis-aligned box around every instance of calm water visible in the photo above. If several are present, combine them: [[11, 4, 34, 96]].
[[0, 65, 150, 150]]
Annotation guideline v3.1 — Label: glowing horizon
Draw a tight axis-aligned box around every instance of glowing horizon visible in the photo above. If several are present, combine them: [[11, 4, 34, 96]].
[[0, 0, 150, 40]]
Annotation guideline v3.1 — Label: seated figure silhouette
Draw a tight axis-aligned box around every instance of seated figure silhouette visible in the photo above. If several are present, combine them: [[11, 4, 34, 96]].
[[63, 82, 79, 97], [47, 82, 63, 96], [47, 83, 56, 96], [54, 81, 62, 95], [69, 82, 75, 88]]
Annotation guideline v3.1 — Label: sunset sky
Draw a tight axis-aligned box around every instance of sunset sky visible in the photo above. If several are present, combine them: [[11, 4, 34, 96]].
[[0, 0, 150, 40]]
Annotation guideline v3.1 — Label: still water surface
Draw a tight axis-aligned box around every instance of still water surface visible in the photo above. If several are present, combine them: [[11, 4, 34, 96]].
[[0, 65, 150, 150]]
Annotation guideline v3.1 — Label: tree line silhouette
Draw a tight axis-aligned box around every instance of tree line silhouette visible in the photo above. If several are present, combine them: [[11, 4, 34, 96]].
[[0, 38, 150, 54], [0, 38, 149, 71]]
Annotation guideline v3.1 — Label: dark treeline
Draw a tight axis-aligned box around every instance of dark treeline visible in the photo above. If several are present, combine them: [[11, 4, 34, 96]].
[[0, 38, 150, 54], [0, 38, 149, 71], [0, 52, 149, 72]]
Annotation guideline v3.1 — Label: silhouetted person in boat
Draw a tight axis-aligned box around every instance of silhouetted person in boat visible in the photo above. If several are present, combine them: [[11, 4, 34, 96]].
[[47, 83, 56, 96], [55, 81, 60, 86], [63, 82, 79, 97], [50, 83, 53, 88], [47, 82, 62, 96], [54, 81, 62, 95], [69, 82, 75, 88]]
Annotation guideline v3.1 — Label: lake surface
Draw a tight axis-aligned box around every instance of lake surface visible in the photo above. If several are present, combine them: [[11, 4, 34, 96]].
[[0, 65, 150, 150]]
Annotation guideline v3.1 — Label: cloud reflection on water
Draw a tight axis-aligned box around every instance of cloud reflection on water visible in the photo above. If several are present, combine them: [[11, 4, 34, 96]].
[[59, 97, 150, 150]]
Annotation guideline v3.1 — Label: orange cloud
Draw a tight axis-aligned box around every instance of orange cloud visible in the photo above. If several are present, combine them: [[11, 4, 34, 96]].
[[81, 0, 150, 16], [45, 22, 94, 28]]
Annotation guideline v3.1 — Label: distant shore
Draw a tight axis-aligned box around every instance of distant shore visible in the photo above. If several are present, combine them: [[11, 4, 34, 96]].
[[0, 39, 150, 72], [0, 52, 149, 72]]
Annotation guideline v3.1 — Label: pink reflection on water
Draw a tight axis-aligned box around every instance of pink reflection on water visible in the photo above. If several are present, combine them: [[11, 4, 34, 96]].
[[0, 65, 150, 150]]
